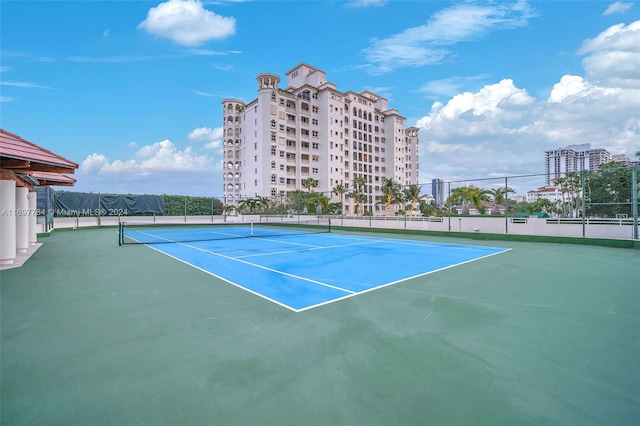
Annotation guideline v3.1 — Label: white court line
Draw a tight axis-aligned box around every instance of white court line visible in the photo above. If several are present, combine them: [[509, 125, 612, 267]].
[[134, 230, 510, 313], [317, 232, 509, 251], [295, 248, 512, 312], [174, 241, 356, 295], [131, 228, 249, 242], [234, 238, 384, 259], [144, 245, 299, 312]]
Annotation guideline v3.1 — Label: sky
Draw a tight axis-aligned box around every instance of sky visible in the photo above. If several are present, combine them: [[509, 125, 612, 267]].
[[1, 0, 639, 197]]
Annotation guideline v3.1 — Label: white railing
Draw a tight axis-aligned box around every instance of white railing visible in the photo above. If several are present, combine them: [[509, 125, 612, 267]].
[[39, 214, 637, 240]]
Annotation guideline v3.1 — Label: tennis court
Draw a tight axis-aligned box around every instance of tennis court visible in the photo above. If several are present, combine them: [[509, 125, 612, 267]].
[[120, 221, 509, 311], [1, 226, 639, 425]]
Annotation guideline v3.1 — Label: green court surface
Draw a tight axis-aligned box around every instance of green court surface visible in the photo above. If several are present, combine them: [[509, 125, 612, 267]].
[[1, 227, 639, 425]]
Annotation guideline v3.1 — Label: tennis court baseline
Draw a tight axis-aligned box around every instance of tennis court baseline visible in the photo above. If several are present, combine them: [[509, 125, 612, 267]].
[[124, 224, 510, 311]]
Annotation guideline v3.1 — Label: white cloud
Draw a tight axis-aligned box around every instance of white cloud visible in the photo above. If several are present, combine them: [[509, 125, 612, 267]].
[[418, 75, 491, 99], [362, 1, 537, 73], [75, 135, 224, 195], [79, 139, 214, 176], [138, 0, 236, 46], [578, 21, 640, 88], [415, 21, 640, 194], [192, 90, 216, 97], [0, 81, 55, 89], [345, 0, 387, 8], [188, 126, 223, 150], [603, 1, 634, 15]]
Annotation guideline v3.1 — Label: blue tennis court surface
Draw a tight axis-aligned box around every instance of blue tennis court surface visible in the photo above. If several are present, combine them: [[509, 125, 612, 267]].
[[139, 231, 510, 312]]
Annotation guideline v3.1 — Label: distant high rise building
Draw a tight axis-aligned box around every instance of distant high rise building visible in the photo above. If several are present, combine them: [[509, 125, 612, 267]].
[[544, 143, 611, 184], [431, 178, 444, 207], [222, 63, 419, 215]]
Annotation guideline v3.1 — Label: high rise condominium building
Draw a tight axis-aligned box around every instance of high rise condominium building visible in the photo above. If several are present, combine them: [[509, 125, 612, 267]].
[[544, 143, 611, 184], [222, 63, 419, 215]]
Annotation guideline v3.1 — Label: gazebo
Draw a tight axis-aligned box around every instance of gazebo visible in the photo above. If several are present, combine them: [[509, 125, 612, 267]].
[[0, 129, 78, 266]]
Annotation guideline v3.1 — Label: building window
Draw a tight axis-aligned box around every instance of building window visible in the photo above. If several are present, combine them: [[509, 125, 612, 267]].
[[271, 161, 276, 169], [312, 131, 319, 138], [271, 92, 277, 102], [312, 168, 318, 174], [271, 146, 277, 155], [271, 174, 277, 183], [312, 142, 319, 150]]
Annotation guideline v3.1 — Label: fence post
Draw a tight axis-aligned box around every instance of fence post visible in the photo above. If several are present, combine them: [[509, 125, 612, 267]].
[[504, 177, 509, 235], [581, 170, 586, 238], [633, 166, 638, 240], [447, 181, 452, 231]]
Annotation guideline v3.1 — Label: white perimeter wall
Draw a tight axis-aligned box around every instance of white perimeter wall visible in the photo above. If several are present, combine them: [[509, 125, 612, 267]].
[[41, 215, 637, 241]]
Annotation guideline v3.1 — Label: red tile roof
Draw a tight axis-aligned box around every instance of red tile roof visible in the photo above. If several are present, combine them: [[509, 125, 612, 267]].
[[31, 171, 77, 186], [0, 129, 78, 170]]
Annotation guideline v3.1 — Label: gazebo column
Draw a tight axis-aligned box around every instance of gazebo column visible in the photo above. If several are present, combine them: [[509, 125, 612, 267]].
[[28, 191, 38, 245], [16, 186, 29, 253], [0, 180, 17, 264]]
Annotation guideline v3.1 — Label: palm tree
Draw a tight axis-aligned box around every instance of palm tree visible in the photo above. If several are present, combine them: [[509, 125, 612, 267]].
[[555, 173, 581, 217], [223, 204, 236, 216], [487, 186, 515, 215], [255, 196, 270, 214], [301, 177, 318, 193], [352, 176, 367, 215], [287, 190, 306, 214], [379, 178, 402, 216], [446, 186, 487, 215], [332, 183, 347, 216], [347, 189, 366, 216], [238, 197, 259, 214], [403, 184, 425, 217], [635, 150, 640, 160]]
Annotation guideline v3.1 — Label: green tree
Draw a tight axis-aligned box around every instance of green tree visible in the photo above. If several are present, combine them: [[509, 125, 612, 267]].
[[332, 183, 347, 216], [487, 186, 515, 215], [351, 176, 367, 215], [287, 190, 306, 213], [347, 189, 367, 216], [301, 178, 318, 193], [223, 204, 237, 216], [403, 184, 425, 217], [379, 178, 403, 216], [555, 173, 582, 217], [445, 186, 487, 215], [254, 196, 270, 214], [237, 197, 259, 214], [584, 163, 633, 217], [419, 200, 439, 217]]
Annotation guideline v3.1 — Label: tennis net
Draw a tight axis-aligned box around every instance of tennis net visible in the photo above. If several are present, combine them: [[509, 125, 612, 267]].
[[118, 218, 331, 245]]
